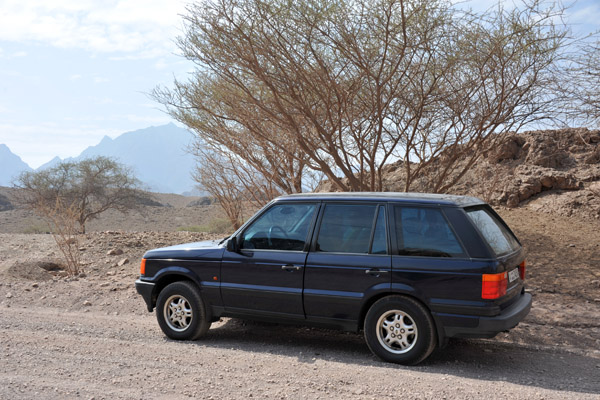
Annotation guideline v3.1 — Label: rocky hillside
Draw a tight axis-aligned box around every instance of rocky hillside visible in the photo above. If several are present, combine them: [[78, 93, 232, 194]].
[[324, 128, 600, 220], [0, 193, 13, 212], [453, 128, 600, 219]]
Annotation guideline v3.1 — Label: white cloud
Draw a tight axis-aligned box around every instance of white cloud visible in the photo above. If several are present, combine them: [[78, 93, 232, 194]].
[[568, 4, 600, 34], [0, 0, 188, 58], [0, 47, 28, 59]]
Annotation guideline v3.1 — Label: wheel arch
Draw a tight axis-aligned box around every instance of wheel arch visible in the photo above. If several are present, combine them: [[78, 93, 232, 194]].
[[150, 267, 202, 310], [359, 290, 445, 347]]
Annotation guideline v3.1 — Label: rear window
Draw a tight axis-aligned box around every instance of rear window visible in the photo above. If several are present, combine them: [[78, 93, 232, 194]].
[[394, 206, 465, 257], [466, 208, 520, 256]]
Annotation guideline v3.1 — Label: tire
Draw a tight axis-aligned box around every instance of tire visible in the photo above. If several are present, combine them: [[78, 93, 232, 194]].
[[364, 295, 436, 365], [156, 281, 211, 341]]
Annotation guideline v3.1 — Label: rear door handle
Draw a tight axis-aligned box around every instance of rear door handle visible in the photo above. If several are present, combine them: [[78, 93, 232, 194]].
[[282, 264, 303, 272], [365, 269, 389, 276]]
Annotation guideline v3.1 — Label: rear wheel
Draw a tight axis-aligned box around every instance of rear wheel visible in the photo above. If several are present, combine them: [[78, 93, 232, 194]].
[[364, 296, 436, 365], [156, 281, 211, 340]]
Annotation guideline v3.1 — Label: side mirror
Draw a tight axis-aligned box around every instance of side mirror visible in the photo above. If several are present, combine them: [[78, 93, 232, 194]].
[[226, 237, 238, 253]]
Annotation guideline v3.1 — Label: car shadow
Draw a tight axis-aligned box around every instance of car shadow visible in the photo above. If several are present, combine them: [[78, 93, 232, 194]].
[[188, 318, 600, 395]]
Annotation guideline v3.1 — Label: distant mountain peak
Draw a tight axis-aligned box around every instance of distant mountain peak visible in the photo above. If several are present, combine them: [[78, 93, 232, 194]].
[[0, 144, 33, 186], [39, 125, 197, 194], [99, 135, 113, 145]]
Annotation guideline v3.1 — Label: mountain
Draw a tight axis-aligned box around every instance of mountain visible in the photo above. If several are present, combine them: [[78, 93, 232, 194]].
[[0, 144, 33, 186], [39, 124, 199, 194], [37, 156, 61, 171]]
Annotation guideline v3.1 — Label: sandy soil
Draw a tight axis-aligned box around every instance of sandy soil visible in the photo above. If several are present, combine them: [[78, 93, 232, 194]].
[[0, 207, 599, 399]]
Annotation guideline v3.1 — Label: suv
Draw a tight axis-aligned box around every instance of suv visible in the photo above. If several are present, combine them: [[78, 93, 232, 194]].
[[135, 193, 531, 365]]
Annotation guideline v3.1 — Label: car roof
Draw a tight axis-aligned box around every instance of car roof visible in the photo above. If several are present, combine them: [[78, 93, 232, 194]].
[[275, 192, 485, 207]]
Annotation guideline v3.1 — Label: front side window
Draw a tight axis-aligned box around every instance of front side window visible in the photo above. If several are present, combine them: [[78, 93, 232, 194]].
[[316, 204, 387, 254], [394, 206, 464, 257], [240, 203, 316, 251], [466, 207, 520, 256]]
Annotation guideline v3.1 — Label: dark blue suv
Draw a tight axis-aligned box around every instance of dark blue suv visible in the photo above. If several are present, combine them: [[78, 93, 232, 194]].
[[135, 193, 531, 365]]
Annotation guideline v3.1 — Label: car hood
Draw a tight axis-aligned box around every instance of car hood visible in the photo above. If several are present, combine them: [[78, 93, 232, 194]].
[[143, 239, 225, 260]]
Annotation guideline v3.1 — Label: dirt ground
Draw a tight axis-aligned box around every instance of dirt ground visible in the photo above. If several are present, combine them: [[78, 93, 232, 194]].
[[0, 206, 599, 399]]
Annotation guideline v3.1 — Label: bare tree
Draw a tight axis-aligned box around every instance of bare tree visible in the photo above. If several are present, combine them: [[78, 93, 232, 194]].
[[157, 0, 567, 193], [15, 157, 148, 234], [194, 149, 245, 229]]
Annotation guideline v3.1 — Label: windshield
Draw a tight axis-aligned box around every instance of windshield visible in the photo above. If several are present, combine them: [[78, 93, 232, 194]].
[[466, 207, 521, 256]]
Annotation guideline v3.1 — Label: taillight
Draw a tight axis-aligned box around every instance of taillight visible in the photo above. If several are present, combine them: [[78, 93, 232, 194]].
[[482, 272, 508, 299], [519, 260, 526, 281], [140, 258, 146, 276]]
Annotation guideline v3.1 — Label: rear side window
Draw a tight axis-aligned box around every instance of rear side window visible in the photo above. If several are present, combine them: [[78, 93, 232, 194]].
[[316, 204, 387, 254], [466, 208, 520, 256], [394, 206, 464, 257]]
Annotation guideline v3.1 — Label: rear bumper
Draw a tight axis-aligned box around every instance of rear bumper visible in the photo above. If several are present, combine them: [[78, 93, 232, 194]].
[[435, 292, 532, 339], [135, 279, 156, 312]]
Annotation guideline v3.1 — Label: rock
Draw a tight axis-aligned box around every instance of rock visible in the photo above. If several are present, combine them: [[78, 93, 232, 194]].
[[83, 300, 92, 306], [107, 249, 124, 256], [502, 165, 581, 207], [584, 147, 600, 164], [117, 258, 129, 267], [488, 135, 525, 163], [32, 283, 39, 288], [5, 292, 13, 299]]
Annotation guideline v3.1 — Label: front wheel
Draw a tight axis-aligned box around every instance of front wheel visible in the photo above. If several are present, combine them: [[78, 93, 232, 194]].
[[364, 296, 436, 365], [156, 281, 211, 340]]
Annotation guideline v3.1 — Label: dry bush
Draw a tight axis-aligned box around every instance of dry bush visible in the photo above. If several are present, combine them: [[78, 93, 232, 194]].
[[33, 197, 82, 276]]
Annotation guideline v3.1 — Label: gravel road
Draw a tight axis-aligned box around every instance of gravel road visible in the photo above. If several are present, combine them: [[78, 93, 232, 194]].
[[1, 305, 598, 400], [0, 206, 599, 400]]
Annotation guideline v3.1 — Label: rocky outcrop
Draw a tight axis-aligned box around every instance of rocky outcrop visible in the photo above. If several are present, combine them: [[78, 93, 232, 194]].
[[0, 193, 13, 212], [499, 165, 581, 207], [321, 128, 600, 220], [474, 128, 600, 219]]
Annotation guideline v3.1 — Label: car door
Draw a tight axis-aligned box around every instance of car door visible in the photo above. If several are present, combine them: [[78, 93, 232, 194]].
[[221, 202, 318, 318], [304, 203, 391, 324]]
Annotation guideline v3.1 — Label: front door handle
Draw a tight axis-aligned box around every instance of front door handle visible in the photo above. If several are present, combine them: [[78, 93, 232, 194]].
[[365, 269, 389, 276], [282, 264, 303, 272]]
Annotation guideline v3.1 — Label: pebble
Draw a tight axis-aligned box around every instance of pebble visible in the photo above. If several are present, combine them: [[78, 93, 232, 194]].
[[107, 248, 124, 256], [5, 292, 13, 299], [83, 300, 92, 306], [117, 258, 129, 267], [32, 283, 39, 288]]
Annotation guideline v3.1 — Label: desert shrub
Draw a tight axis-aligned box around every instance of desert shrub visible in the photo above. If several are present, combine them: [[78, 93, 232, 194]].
[[23, 224, 52, 234], [177, 225, 204, 232], [178, 218, 233, 234]]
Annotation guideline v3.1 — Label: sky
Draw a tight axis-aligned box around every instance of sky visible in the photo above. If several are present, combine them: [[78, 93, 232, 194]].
[[0, 0, 599, 169]]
